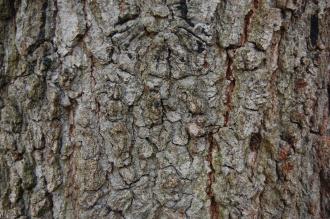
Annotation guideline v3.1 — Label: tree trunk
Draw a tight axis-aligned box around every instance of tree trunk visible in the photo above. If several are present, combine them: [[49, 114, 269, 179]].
[[0, 0, 329, 218]]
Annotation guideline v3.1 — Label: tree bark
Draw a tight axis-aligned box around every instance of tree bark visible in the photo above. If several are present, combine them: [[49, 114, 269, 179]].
[[0, 0, 329, 218]]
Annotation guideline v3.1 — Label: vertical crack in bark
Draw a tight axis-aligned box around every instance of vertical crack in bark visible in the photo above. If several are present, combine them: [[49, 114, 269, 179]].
[[207, 133, 220, 219], [90, 55, 97, 88], [327, 84, 330, 116], [241, 0, 259, 45], [177, 0, 194, 27], [310, 14, 319, 47], [74, 0, 90, 44], [68, 104, 76, 142], [224, 52, 235, 127], [64, 100, 79, 219], [166, 47, 172, 78], [53, 0, 59, 45], [26, 0, 48, 54]]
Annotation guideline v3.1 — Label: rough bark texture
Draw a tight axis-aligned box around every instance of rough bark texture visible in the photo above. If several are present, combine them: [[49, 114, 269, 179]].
[[0, 0, 329, 218]]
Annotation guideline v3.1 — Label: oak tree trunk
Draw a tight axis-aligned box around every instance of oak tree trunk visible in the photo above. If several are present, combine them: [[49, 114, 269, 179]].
[[0, 0, 329, 218]]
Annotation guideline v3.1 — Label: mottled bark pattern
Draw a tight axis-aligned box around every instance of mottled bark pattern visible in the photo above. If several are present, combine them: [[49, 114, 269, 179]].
[[0, 0, 329, 218]]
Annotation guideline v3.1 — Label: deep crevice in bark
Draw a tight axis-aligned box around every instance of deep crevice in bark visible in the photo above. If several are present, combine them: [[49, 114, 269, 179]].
[[207, 133, 220, 219]]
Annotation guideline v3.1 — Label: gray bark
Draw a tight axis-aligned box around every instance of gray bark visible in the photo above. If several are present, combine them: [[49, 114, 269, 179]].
[[0, 0, 329, 218]]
